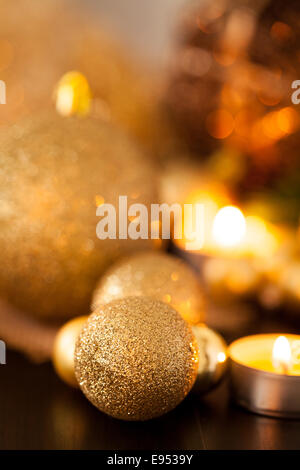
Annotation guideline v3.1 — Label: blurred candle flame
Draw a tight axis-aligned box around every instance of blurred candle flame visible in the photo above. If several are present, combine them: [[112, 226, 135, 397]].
[[212, 205, 246, 248], [217, 351, 226, 363], [272, 336, 292, 374]]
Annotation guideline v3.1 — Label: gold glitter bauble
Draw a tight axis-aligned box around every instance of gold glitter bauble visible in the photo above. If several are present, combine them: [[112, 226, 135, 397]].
[[92, 251, 205, 324], [191, 324, 228, 394], [0, 0, 172, 157], [52, 316, 88, 388], [74, 296, 198, 421], [0, 112, 157, 319]]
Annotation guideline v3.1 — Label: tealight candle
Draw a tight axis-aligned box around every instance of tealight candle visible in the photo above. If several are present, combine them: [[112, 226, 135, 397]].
[[229, 334, 300, 418]]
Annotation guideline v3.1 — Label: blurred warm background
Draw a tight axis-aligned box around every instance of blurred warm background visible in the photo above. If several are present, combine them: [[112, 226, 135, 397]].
[[0, 0, 300, 451], [0, 0, 300, 356]]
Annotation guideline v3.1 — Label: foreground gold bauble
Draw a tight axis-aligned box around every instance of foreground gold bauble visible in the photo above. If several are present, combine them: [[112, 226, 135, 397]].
[[191, 324, 228, 394], [52, 316, 88, 387], [92, 251, 205, 324], [0, 112, 157, 319], [74, 296, 198, 421]]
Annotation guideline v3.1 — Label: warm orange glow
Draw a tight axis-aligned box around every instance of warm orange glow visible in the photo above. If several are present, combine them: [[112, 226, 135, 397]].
[[180, 47, 212, 77], [95, 195, 105, 207], [206, 109, 235, 139], [252, 107, 299, 148], [257, 90, 282, 107], [235, 109, 255, 137], [196, 18, 212, 34], [229, 334, 300, 376], [204, 2, 226, 21], [213, 48, 236, 67], [212, 206, 246, 248], [243, 216, 278, 258], [270, 22, 293, 42], [54, 71, 91, 117], [272, 336, 292, 374], [173, 185, 231, 252], [262, 112, 284, 140], [221, 84, 245, 108], [0, 39, 14, 72], [217, 352, 227, 363], [277, 107, 299, 134]]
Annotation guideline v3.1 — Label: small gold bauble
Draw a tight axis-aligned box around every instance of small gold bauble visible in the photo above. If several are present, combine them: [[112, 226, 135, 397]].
[[191, 324, 228, 394], [0, 112, 157, 319], [52, 316, 88, 388], [92, 251, 205, 324], [74, 296, 199, 421]]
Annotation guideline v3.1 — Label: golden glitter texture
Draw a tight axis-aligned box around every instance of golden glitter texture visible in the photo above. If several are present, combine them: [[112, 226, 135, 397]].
[[92, 251, 205, 324], [52, 316, 88, 387], [74, 296, 198, 421], [0, 0, 172, 157], [0, 112, 157, 319], [191, 324, 228, 394]]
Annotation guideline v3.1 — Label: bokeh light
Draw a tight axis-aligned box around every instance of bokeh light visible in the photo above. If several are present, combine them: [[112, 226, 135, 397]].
[[212, 205, 246, 248]]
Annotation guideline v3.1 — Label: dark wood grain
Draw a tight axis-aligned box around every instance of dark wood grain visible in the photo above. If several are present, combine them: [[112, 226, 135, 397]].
[[1, 313, 300, 451]]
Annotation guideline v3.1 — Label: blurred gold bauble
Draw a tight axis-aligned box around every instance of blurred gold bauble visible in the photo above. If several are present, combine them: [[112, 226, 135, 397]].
[[52, 316, 88, 388], [0, 112, 157, 319], [191, 324, 228, 394], [75, 296, 198, 421], [0, 0, 172, 156], [92, 251, 205, 324]]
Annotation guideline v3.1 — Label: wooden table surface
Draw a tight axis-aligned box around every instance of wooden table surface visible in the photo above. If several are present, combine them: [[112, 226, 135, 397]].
[[1, 311, 300, 450]]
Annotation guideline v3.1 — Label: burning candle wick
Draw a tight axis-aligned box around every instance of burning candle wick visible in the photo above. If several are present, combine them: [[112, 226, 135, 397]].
[[272, 335, 292, 375]]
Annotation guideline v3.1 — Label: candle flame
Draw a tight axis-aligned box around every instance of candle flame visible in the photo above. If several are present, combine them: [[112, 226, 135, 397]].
[[272, 336, 292, 374], [217, 351, 226, 363], [212, 205, 246, 248]]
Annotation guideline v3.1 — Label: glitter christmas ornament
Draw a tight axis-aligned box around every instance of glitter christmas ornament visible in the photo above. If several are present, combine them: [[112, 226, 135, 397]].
[[191, 324, 228, 394], [92, 251, 205, 324], [0, 112, 157, 319], [52, 316, 88, 388], [0, 0, 171, 157], [75, 296, 198, 421]]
